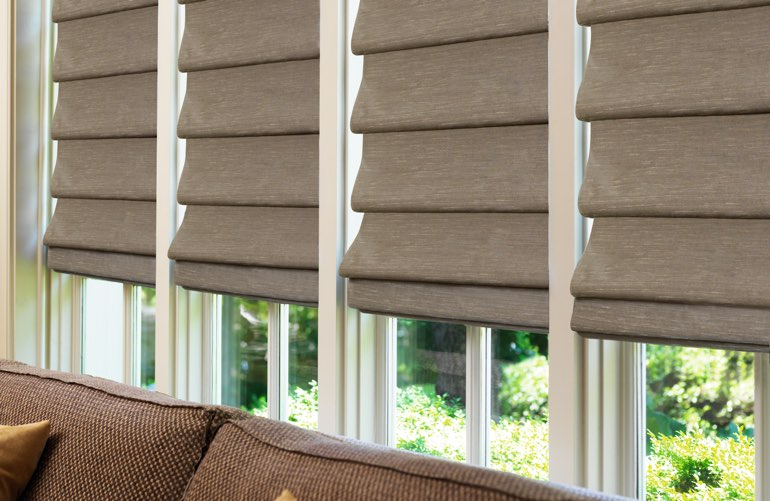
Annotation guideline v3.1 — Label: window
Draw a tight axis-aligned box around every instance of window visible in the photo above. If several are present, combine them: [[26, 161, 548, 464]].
[[139, 287, 156, 389], [220, 296, 269, 414], [287, 305, 318, 430], [490, 330, 549, 479], [81, 278, 124, 382], [645, 346, 754, 499], [396, 319, 467, 461], [391, 319, 549, 477], [218, 296, 318, 429]]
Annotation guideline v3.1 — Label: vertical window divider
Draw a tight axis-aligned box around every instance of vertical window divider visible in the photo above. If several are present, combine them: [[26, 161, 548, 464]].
[[69, 276, 83, 374], [36, 0, 54, 370], [755, 352, 770, 499], [268, 303, 290, 421], [0, 0, 12, 360], [548, 0, 586, 486], [122, 285, 141, 386], [154, 1, 179, 396], [318, 0, 347, 435], [204, 293, 220, 405], [466, 325, 491, 466], [375, 316, 397, 447]]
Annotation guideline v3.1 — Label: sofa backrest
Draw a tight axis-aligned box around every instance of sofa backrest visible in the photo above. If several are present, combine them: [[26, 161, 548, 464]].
[[183, 416, 624, 501], [0, 360, 246, 500]]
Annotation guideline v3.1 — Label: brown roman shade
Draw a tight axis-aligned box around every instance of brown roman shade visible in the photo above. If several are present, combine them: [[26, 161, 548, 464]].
[[44, 1, 158, 285], [168, 0, 319, 305], [339, 1, 549, 330], [572, 2, 770, 350]]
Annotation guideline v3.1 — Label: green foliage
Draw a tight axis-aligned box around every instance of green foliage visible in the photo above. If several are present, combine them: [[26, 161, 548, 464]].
[[396, 385, 467, 462], [247, 382, 319, 430], [394, 385, 550, 480], [646, 430, 754, 500], [288, 381, 319, 430], [646, 346, 754, 436], [497, 355, 548, 421]]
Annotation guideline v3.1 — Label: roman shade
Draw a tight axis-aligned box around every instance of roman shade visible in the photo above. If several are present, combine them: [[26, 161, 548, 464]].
[[169, 0, 319, 305], [340, 1, 549, 330], [44, 2, 158, 285], [572, 2, 770, 350]]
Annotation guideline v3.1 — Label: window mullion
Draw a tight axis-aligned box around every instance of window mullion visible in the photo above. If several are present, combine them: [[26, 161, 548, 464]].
[[267, 303, 290, 421], [122, 284, 141, 386], [70, 276, 83, 374], [375, 316, 397, 447], [755, 353, 770, 500], [466, 325, 491, 466]]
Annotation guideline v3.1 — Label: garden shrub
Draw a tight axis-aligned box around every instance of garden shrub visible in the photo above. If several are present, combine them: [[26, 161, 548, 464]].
[[646, 430, 754, 500]]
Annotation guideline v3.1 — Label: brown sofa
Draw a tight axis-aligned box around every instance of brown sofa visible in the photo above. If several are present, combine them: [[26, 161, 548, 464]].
[[0, 360, 625, 500]]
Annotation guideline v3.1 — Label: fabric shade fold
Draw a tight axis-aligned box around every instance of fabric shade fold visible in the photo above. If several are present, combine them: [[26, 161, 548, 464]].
[[53, 0, 157, 23], [572, 1, 770, 350], [341, 0, 549, 329], [45, 1, 157, 285], [170, 0, 320, 304]]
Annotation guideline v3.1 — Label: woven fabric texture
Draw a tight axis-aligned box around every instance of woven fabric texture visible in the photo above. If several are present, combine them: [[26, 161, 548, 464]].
[[53, 0, 157, 22], [45, 4, 157, 285], [577, 0, 770, 25], [171, 0, 320, 304], [183, 417, 622, 501], [352, 0, 547, 54], [572, 5, 770, 349], [341, 0, 549, 329], [0, 360, 247, 501]]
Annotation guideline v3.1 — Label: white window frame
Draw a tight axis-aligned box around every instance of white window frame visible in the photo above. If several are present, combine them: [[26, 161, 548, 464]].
[[4, 0, 769, 498]]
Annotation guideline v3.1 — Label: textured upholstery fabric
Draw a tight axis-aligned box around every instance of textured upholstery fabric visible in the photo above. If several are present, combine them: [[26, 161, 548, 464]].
[[341, 1, 549, 329], [45, 5, 157, 285], [572, 3, 770, 349], [183, 417, 619, 501], [172, 0, 319, 304], [0, 360, 247, 501]]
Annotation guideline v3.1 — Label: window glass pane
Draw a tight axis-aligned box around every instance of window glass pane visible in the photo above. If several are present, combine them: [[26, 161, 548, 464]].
[[396, 318, 466, 461], [646, 345, 754, 500], [82, 278, 123, 382], [220, 296, 268, 416], [288, 305, 318, 430], [490, 330, 549, 480], [139, 287, 155, 389]]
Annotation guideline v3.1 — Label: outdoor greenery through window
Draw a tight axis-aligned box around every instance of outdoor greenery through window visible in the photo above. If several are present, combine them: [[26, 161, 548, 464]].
[[220, 296, 318, 429], [392, 319, 549, 479], [140, 287, 156, 389], [396, 319, 467, 461], [491, 329, 548, 479], [645, 345, 754, 500]]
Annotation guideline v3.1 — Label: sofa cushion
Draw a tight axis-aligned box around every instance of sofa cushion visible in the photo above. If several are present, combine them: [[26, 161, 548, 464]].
[[183, 417, 623, 501], [0, 421, 50, 500], [0, 360, 248, 500]]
